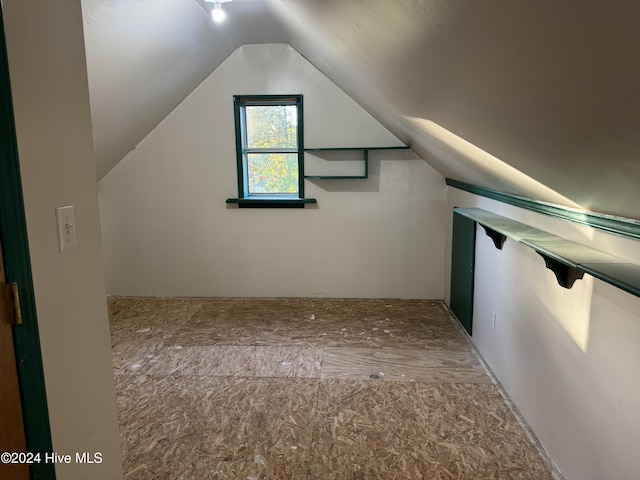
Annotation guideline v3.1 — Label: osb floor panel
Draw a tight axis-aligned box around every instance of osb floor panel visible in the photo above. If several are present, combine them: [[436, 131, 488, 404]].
[[109, 297, 560, 479]]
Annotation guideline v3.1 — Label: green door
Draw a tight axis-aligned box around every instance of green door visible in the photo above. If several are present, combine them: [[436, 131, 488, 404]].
[[450, 210, 476, 335]]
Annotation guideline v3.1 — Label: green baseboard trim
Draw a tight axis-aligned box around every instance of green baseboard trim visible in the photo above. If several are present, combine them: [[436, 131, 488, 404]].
[[446, 178, 640, 241]]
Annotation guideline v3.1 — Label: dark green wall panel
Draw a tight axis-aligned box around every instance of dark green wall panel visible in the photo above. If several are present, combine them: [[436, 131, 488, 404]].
[[450, 211, 476, 335]]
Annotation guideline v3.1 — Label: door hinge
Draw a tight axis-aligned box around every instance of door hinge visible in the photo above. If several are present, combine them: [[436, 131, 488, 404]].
[[1, 282, 22, 325]]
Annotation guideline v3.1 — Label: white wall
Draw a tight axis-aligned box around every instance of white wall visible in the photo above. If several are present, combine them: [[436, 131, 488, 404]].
[[445, 188, 640, 480], [3, 1, 123, 479], [99, 44, 446, 299]]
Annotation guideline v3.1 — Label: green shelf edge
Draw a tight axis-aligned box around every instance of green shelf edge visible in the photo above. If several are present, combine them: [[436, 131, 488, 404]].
[[305, 175, 367, 180], [446, 178, 640, 241], [304, 146, 409, 151]]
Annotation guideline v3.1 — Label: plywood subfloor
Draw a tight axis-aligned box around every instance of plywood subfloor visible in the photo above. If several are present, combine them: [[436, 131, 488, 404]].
[[109, 297, 561, 479]]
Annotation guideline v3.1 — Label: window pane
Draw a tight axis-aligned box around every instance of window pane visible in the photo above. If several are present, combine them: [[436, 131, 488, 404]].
[[246, 105, 298, 149], [247, 153, 299, 194]]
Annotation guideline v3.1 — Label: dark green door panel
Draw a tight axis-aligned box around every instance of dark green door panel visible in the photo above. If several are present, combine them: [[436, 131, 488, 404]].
[[450, 211, 476, 335]]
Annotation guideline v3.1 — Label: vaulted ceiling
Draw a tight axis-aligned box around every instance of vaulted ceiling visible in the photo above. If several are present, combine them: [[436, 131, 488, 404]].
[[83, 0, 640, 219]]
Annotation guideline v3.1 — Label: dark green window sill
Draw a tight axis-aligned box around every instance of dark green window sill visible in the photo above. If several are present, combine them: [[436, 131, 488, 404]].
[[226, 198, 317, 208]]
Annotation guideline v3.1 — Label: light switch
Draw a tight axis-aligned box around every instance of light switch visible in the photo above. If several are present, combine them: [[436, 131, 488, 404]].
[[55, 206, 77, 253]]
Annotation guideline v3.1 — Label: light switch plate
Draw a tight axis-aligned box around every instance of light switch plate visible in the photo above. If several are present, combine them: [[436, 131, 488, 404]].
[[55, 205, 77, 253]]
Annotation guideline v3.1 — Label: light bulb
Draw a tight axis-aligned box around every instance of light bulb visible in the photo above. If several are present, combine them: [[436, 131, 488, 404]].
[[211, 3, 225, 22]]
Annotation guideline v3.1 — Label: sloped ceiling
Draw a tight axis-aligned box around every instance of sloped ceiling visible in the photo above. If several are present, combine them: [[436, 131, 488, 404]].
[[83, 0, 640, 219], [83, 0, 289, 178]]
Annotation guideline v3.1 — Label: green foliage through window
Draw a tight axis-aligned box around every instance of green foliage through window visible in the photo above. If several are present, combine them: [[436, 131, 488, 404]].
[[247, 153, 299, 194], [246, 105, 297, 149]]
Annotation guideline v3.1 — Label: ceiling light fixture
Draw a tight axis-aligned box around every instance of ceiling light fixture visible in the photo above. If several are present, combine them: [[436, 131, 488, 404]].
[[211, 3, 225, 22], [204, 0, 232, 23]]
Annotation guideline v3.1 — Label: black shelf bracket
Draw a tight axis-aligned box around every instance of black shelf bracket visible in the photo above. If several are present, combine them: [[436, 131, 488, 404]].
[[536, 252, 585, 289], [481, 226, 507, 250]]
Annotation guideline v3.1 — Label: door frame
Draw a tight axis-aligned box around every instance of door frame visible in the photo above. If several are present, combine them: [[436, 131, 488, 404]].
[[0, 6, 55, 479], [1, 236, 29, 480]]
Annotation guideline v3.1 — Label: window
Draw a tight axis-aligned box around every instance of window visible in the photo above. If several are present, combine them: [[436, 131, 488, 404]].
[[228, 95, 315, 208]]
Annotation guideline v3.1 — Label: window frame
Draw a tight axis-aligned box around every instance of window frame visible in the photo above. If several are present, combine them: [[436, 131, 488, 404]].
[[232, 94, 307, 204]]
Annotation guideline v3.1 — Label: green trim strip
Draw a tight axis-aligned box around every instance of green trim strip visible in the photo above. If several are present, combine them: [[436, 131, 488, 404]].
[[297, 97, 305, 196], [446, 178, 640, 241], [233, 98, 244, 198], [1, 8, 55, 479]]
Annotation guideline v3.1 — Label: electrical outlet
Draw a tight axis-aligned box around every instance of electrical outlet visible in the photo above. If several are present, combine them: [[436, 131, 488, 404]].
[[55, 205, 77, 253], [491, 310, 497, 330]]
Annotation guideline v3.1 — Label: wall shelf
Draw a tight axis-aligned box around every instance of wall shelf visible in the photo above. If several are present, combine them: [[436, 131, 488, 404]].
[[454, 207, 640, 297], [304, 146, 409, 180]]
